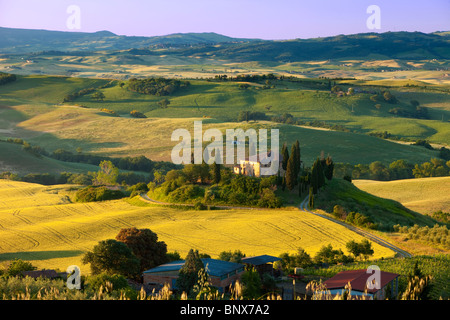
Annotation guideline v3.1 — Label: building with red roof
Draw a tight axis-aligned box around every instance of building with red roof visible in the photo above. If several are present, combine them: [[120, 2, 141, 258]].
[[323, 268, 399, 300]]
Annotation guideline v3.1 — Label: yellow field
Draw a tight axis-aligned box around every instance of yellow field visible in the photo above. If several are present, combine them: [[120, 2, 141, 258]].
[[354, 177, 450, 215], [0, 180, 395, 273]]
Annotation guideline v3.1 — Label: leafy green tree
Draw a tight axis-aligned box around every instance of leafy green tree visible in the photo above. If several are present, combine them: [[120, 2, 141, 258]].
[[4, 259, 36, 277], [345, 239, 374, 261], [93, 160, 119, 186], [240, 267, 262, 299], [115, 227, 168, 273], [92, 91, 105, 101], [218, 250, 246, 263], [82, 239, 140, 278], [157, 98, 170, 109]]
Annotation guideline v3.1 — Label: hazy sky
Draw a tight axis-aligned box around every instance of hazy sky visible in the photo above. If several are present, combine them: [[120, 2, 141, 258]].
[[0, 0, 449, 39]]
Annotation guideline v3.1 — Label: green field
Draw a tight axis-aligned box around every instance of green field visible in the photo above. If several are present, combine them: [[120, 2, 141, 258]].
[[0, 75, 446, 168], [354, 177, 450, 215]]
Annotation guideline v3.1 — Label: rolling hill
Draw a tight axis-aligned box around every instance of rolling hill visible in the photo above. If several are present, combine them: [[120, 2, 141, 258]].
[[354, 177, 450, 215]]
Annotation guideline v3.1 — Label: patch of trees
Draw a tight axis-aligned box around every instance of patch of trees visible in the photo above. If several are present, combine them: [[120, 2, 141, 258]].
[[62, 81, 115, 103], [75, 186, 125, 202], [332, 205, 376, 229], [130, 110, 147, 118], [270, 113, 352, 132], [278, 240, 374, 273], [128, 77, 190, 96], [237, 111, 268, 122], [50, 149, 178, 173], [0, 72, 17, 85], [63, 87, 96, 102], [149, 164, 283, 208], [334, 158, 450, 181], [82, 227, 169, 279], [389, 106, 429, 119], [100, 108, 119, 116], [431, 210, 449, 224], [214, 73, 277, 82], [394, 224, 450, 248]]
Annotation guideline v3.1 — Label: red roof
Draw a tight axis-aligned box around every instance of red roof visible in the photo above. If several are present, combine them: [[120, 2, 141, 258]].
[[324, 269, 399, 294]]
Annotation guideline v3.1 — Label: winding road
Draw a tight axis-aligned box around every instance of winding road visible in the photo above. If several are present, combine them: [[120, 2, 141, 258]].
[[299, 195, 412, 258]]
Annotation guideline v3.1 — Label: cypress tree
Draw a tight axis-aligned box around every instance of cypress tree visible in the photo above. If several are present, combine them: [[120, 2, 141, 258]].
[[281, 143, 289, 171], [317, 158, 325, 189], [325, 155, 334, 180], [311, 160, 319, 194], [285, 152, 296, 191], [176, 249, 205, 295], [309, 187, 314, 208], [213, 162, 221, 184], [294, 140, 301, 178]]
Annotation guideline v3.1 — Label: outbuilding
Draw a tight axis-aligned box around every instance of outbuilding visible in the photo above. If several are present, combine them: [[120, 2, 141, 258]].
[[323, 269, 399, 300], [142, 258, 245, 293]]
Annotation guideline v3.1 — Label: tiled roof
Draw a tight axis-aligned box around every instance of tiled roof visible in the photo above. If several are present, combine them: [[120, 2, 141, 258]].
[[22, 269, 59, 279], [143, 258, 244, 278], [241, 255, 282, 266], [324, 269, 399, 293]]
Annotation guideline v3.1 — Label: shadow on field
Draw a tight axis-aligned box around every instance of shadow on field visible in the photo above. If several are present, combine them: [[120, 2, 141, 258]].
[[0, 250, 84, 262]]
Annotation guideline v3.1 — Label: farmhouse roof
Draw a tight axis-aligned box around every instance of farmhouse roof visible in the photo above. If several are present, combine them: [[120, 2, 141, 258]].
[[323, 269, 399, 293], [241, 255, 281, 266], [21, 269, 59, 279], [143, 258, 244, 278]]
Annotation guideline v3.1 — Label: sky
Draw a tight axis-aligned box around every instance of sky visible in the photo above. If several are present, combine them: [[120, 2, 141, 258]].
[[0, 0, 449, 40]]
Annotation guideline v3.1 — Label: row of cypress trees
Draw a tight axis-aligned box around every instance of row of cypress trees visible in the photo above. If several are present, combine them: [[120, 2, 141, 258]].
[[280, 141, 335, 204]]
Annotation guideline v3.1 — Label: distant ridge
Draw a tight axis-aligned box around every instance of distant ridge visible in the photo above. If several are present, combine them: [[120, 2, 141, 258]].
[[0, 27, 258, 53], [0, 27, 448, 62]]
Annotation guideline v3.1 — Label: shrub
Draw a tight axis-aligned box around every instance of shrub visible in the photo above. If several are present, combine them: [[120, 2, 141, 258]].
[[75, 186, 125, 202]]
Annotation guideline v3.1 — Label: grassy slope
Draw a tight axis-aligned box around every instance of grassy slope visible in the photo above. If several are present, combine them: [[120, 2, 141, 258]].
[[0, 142, 99, 175], [353, 177, 450, 215], [0, 180, 395, 272], [314, 179, 438, 230], [0, 75, 442, 166]]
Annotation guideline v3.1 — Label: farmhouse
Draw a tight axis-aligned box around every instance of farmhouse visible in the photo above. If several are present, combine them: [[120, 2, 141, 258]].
[[233, 151, 284, 177], [142, 258, 245, 293], [323, 269, 399, 300], [241, 255, 282, 277]]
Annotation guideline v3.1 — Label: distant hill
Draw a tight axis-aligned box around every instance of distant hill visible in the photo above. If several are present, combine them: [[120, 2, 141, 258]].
[[1, 27, 450, 61], [0, 27, 258, 53], [0, 27, 449, 62]]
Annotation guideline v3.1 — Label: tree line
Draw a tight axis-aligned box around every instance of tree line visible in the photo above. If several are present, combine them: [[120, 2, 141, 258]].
[[0, 72, 17, 85], [334, 158, 450, 181], [127, 77, 190, 96]]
